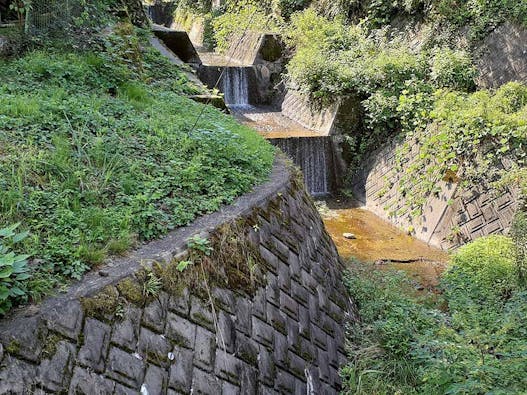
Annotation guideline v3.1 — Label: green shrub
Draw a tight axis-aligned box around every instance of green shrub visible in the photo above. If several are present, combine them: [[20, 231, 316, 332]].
[[443, 236, 516, 303], [396, 82, 527, 217], [429, 47, 477, 91], [512, 211, 527, 286], [342, 242, 527, 394], [0, 224, 31, 315], [0, 32, 274, 311], [212, 0, 279, 53]]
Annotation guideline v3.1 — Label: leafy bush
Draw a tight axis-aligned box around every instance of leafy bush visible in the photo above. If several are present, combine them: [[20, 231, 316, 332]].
[[512, 211, 527, 286], [342, 239, 527, 394], [212, 0, 279, 53], [443, 236, 516, 304], [395, 82, 527, 216], [0, 224, 31, 315], [429, 47, 477, 91]]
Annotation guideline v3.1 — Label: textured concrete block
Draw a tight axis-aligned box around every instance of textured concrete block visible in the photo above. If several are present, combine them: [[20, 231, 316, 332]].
[[192, 368, 221, 394], [216, 311, 235, 353], [288, 351, 307, 379], [223, 380, 241, 395], [252, 288, 267, 321], [38, 341, 76, 391], [0, 356, 38, 394], [265, 272, 280, 306], [259, 245, 279, 273], [235, 332, 259, 366], [298, 305, 310, 339], [318, 348, 330, 382], [114, 384, 138, 395], [240, 364, 258, 395], [165, 312, 197, 349], [194, 326, 216, 372], [280, 291, 299, 319], [278, 261, 291, 292], [212, 288, 236, 314], [77, 318, 111, 373], [235, 297, 252, 335], [215, 349, 240, 384], [276, 370, 295, 393], [45, 300, 84, 340], [168, 346, 193, 393], [312, 325, 327, 349], [274, 332, 288, 368], [111, 305, 142, 351], [138, 327, 172, 367], [291, 281, 309, 306], [143, 293, 169, 333], [0, 316, 46, 362], [69, 366, 115, 395], [169, 288, 190, 317], [258, 345, 275, 386], [294, 379, 307, 395], [286, 317, 300, 351], [267, 303, 287, 334], [107, 347, 145, 387], [288, 252, 301, 281], [252, 317, 274, 347], [144, 364, 168, 395], [190, 297, 215, 331]]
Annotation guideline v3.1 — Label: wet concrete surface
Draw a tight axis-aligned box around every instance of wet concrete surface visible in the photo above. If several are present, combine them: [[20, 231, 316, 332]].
[[231, 105, 324, 138]]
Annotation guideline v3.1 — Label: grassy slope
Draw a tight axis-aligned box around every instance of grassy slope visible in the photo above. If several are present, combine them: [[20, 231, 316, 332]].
[[0, 30, 274, 299]]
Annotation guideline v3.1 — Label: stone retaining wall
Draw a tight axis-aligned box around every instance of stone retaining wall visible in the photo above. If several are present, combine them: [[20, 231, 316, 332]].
[[352, 138, 519, 249], [281, 92, 338, 135], [0, 157, 353, 394]]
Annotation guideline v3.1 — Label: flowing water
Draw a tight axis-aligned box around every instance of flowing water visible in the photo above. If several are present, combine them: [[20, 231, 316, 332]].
[[197, 51, 448, 288], [271, 137, 336, 197], [222, 67, 251, 106]]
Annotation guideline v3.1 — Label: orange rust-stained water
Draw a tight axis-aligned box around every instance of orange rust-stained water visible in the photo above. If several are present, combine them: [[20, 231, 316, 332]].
[[319, 201, 449, 289]]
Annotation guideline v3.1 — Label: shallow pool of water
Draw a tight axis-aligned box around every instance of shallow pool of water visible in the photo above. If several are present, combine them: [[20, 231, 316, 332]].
[[318, 199, 449, 288]]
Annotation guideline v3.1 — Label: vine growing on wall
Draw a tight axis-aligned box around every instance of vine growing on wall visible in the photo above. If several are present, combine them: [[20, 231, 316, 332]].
[[391, 82, 527, 219]]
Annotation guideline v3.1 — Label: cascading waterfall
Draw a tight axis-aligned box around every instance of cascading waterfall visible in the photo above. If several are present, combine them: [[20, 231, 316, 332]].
[[222, 67, 250, 107], [269, 137, 336, 196]]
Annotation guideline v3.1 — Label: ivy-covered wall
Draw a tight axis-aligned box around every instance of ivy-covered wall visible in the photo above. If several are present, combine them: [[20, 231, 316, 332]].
[[351, 137, 519, 249], [0, 157, 353, 394]]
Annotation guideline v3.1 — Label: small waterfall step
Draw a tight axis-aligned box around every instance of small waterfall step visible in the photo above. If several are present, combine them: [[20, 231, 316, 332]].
[[223, 67, 250, 106], [269, 137, 337, 197], [198, 65, 258, 107]]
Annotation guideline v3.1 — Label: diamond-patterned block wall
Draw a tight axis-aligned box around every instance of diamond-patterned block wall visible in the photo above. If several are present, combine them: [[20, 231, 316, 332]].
[[0, 158, 353, 394], [352, 137, 519, 249]]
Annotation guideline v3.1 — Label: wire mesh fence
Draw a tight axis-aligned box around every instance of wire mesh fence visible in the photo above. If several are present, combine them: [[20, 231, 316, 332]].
[[26, 0, 83, 34]]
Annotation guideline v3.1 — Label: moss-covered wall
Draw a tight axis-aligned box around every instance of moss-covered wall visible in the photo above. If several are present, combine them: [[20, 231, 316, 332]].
[[0, 157, 353, 394]]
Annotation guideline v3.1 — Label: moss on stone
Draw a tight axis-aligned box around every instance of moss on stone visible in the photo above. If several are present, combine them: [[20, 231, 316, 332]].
[[117, 278, 144, 306], [42, 334, 62, 358], [81, 285, 119, 320], [5, 340, 20, 355]]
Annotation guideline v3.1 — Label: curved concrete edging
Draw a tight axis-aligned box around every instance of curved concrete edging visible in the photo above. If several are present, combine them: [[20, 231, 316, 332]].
[[0, 156, 353, 394], [3, 157, 291, 318]]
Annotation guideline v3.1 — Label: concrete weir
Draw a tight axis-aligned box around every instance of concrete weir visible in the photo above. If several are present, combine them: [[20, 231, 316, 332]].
[[0, 158, 354, 394]]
